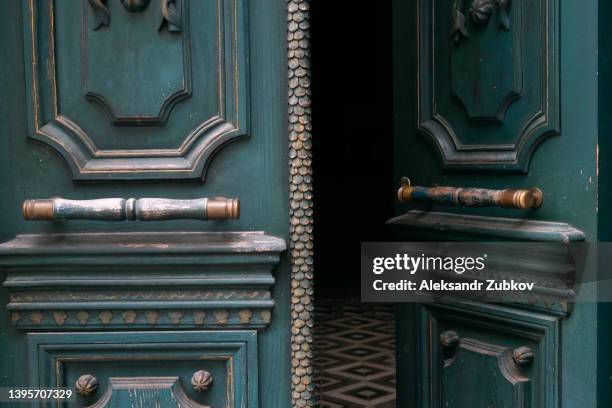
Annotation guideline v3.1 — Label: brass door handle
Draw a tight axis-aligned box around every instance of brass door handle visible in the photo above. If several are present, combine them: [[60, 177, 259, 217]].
[[397, 179, 543, 210], [23, 197, 239, 221]]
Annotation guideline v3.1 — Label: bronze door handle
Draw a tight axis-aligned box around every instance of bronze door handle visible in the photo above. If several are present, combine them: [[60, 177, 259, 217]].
[[397, 179, 543, 210], [23, 197, 240, 221]]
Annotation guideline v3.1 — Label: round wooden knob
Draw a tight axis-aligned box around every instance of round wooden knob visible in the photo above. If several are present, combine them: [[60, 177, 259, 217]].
[[440, 330, 460, 348], [191, 370, 213, 392], [512, 346, 534, 366], [75, 374, 98, 397]]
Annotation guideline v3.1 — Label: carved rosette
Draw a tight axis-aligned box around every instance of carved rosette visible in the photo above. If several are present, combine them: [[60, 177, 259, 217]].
[[440, 330, 461, 348], [191, 370, 213, 392], [288, 0, 314, 407], [75, 374, 99, 397], [469, 0, 494, 25], [120, 0, 150, 12], [512, 346, 534, 366]]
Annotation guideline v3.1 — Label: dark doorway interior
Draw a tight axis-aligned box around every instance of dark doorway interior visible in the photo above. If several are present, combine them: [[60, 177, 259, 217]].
[[311, 1, 394, 301], [311, 3, 395, 407]]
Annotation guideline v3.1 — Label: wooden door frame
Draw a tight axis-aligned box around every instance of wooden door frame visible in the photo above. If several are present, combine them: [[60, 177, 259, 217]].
[[287, 0, 314, 407]]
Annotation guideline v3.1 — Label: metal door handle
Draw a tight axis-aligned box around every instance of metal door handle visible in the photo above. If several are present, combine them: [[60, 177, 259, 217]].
[[23, 197, 239, 221], [397, 179, 542, 210]]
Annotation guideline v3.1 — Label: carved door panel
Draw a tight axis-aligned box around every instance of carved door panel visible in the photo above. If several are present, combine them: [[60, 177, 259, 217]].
[[0, 0, 293, 407], [392, 0, 602, 406], [26, 0, 248, 180]]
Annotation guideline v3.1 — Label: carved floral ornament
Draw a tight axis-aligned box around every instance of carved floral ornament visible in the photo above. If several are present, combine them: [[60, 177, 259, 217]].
[[452, 0, 511, 43], [88, 0, 182, 32]]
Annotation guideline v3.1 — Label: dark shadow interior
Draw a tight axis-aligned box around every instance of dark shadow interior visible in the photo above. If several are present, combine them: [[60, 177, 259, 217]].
[[311, 1, 394, 302], [310, 3, 396, 407]]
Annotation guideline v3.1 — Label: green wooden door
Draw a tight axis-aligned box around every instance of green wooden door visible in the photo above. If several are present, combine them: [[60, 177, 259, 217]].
[[392, 0, 609, 406], [0, 1, 292, 407]]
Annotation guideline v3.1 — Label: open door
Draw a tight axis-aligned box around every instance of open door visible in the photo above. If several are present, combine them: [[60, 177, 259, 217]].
[[392, 0, 608, 406]]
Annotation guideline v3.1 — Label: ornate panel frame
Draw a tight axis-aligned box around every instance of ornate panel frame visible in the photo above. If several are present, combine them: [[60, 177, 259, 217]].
[[421, 303, 561, 407], [416, 0, 560, 171], [23, 0, 249, 180], [82, 1, 193, 127], [28, 330, 258, 407]]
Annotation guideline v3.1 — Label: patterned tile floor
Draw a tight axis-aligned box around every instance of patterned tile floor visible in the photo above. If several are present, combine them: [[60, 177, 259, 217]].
[[314, 304, 396, 408]]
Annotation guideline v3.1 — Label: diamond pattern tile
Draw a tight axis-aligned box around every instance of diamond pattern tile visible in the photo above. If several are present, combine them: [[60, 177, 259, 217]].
[[315, 304, 396, 407]]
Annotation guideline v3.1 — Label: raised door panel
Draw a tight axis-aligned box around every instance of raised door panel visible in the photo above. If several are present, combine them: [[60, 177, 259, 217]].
[[416, 0, 559, 171], [24, 0, 249, 180], [419, 303, 560, 407], [27, 331, 258, 408]]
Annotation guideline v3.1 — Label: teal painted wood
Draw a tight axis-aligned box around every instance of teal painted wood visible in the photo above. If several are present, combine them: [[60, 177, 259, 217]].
[[450, 0, 521, 122], [388, 210, 585, 242], [441, 340, 531, 406], [415, 0, 560, 171], [95, 378, 211, 408], [28, 330, 258, 408], [23, 0, 250, 180], [393, 0, 601, 406], [0, 0, 290, 406], [0, 234, 283, 330], [84, 0, 192, 125], [598, 0, 612, 406], [422, 303, 560, 407]]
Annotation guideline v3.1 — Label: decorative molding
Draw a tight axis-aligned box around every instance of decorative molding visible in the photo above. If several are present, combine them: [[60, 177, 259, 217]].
[[11, 290, 270, 303], [191, 370, 213, 392], [288, 0, 314, 407], [418, 0, 560, 171], [89, 0, 180, 28], [24, 0, 249, 180], [83, 0, 191, 126], [442, 336, 532, 406], [1, 231, 285, 330], [388, 212, 584, 306], [89, 377, 210, 408], [89, 0, 152, 30], [512, 346, 535, 366], [451, 0, 468, 43], [75, 374, 99, 397], [159, 0, 182, 32], [452, 0, 513, 42], [88, 0, 109, 30], [423, 302, 561, 407], [440, 330, 460, 348], [451, 0, 518, 123], [469, 0, 494, 26], [11, 307, 274, 330], [28, 331, 257, 408], [388, 210, 586, 242], [120, 0, 150, 12], [498, 0, 512, 30]]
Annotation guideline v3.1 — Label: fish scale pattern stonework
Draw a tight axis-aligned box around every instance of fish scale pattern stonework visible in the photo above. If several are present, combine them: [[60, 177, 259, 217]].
[[288, 0, 315, 406]]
